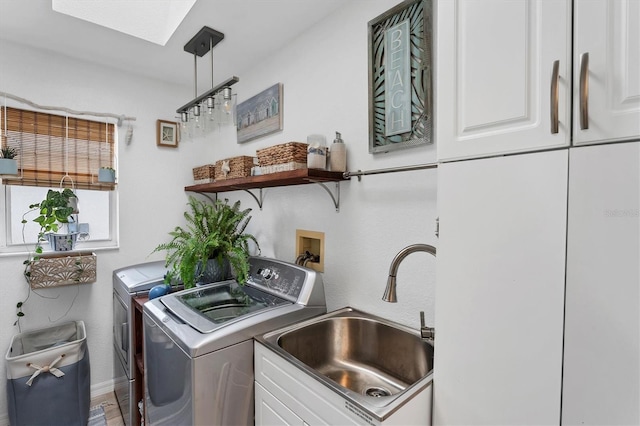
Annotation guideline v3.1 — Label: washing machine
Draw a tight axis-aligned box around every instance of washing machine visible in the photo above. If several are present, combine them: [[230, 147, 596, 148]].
[[143, 256, 326, 425]]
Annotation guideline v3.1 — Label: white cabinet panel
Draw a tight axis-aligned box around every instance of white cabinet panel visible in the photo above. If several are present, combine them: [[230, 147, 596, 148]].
[[436, 0, 571, 161], [562, 142, 640, 425], [573, 1, 640, 145], [256, 382, 303, 426], [434, 150, 568, 424]]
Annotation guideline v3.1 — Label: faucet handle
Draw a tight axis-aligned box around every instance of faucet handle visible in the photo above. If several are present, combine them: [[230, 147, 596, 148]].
[[419, 311, 435, 341]]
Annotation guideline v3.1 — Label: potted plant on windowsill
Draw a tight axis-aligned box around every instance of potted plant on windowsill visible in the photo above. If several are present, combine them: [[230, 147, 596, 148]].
[[152, 196, 260, 289], [98, 166, 116, 183], [25, 188, 79, 253], [0, 146, 19, 175]]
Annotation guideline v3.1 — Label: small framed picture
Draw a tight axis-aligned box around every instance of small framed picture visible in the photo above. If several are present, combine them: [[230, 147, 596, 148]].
[[156, 119, 179, 148]]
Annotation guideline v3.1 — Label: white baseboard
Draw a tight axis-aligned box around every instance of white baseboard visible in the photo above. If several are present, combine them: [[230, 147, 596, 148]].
[[91, 378, 115, 399]]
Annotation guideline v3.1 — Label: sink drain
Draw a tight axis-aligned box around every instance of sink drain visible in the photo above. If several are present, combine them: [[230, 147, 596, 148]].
[[364, 386, 391, 397]]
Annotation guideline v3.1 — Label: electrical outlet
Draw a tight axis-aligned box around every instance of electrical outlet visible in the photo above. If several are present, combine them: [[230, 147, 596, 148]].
[[296, 229, 325, 272]]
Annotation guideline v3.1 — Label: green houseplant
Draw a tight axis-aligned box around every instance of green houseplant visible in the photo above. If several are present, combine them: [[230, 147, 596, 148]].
[[24, 188, 79, 253], [153, 196, 259, 288], [17, 188, 80, 326]]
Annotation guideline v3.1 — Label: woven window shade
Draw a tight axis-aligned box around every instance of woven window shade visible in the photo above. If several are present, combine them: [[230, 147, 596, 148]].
[[2, 107, 115, 190]]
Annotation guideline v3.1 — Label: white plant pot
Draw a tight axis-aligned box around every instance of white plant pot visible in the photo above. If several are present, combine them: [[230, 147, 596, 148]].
[[47, 233, 79, 252], [0, 158, 18, 175]]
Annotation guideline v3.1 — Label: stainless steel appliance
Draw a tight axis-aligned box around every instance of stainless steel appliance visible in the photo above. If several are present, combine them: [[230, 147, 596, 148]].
[[143, 256, 326, 426], [112, 261, 167, 426]]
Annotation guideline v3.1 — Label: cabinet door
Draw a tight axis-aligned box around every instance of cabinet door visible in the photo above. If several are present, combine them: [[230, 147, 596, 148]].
[[434, 150, 568, 425], [562, 142, 640, 424], [573, 1, 640, 145], [255, 382, 304, 426], [436, 0, 571, 161]]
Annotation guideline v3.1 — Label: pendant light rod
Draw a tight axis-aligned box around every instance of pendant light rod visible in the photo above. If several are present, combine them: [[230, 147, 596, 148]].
[[210, 37, 214, 89], [194, 53, 198, 98]]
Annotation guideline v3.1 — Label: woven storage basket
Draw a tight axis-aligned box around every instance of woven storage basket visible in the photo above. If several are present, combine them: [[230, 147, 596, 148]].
[[256, 142, 308, 167], [193, 164, 216, 183], [215, 156, 255, 180], [260, 162, 307, 175]]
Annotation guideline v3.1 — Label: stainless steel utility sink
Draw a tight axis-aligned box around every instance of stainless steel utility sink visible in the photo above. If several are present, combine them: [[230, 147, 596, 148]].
[[257, 307, 434, 417]]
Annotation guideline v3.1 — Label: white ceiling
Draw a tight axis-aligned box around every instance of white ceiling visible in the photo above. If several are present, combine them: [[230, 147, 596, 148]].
[[0, 0, 346, 88]]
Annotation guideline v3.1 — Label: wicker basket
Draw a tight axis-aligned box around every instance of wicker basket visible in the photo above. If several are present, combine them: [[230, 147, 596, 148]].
[[28, 252, 97, 289], [260, 162, 307, 175], [193, 164, 216, 184], [256, 142, 308, 167], [215, 156, 255, 180]]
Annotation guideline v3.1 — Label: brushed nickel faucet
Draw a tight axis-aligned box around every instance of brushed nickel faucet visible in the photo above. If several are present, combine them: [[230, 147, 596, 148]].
[[383, 243, 436, 341]]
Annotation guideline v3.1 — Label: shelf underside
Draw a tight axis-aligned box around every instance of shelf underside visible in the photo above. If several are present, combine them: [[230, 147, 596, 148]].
[[185, 168, 347, 193]]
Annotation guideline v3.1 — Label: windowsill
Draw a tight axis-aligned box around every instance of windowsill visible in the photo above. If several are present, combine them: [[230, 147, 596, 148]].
[[0, 244, 119, 258]]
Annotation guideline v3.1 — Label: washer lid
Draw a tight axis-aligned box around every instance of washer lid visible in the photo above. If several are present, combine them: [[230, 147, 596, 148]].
[[113, 261, 167, 292], [161, 280, 291, 334]]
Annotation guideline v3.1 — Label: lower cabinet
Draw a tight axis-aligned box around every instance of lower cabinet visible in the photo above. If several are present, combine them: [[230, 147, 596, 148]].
[[434, 150, 569, 424], [254, 342, 431, 426], [255, 382, 303, 426], [435, 143, 639, 424], [562, 142, 640, 424]]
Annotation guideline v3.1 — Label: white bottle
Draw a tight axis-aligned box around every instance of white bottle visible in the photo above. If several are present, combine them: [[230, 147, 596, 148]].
[[329, 131, 347, 172]]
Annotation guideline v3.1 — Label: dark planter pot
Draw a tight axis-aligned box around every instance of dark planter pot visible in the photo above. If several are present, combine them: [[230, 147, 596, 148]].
[[195, 257, 232, 286]]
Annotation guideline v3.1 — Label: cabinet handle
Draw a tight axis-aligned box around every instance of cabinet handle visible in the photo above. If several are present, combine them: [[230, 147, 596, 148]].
[[550, 60, 560, 134], [579, 52, 589, 130]]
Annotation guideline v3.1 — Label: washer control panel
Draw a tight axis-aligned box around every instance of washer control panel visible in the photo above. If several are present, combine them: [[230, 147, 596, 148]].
[[247, 258, 307, 301]]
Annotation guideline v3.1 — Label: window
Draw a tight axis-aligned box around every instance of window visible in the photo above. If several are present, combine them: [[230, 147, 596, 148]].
[[1, 106, 118, 254]]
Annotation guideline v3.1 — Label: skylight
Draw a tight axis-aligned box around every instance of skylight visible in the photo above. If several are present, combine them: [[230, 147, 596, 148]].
[[52, 0, 197, 46]]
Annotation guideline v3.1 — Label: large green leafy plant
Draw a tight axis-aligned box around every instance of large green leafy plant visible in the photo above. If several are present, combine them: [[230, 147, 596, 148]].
[[153, 196, 259, 288]]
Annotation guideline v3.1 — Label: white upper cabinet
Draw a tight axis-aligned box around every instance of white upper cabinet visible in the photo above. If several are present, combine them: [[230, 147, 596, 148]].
[[436, 0, 640, 161], [572, 0, 640, 145], [436, 0, 572, 161]]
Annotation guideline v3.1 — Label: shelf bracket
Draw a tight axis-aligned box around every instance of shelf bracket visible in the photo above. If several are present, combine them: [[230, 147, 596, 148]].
[[309, 181, 340, 212], [237, 188, 263, 210]]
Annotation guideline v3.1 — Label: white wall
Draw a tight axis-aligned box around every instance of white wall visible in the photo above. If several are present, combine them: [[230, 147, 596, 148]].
[[0, 39, 194, 419], [198, 0, 438, 327], [0, 0, 437, 420]]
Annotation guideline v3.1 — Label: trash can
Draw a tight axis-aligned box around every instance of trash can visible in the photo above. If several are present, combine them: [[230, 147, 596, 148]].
[[5, 320, 90, 426]]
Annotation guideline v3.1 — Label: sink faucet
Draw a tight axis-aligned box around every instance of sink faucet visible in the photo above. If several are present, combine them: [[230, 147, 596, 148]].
[[383, 243, 436, 341]]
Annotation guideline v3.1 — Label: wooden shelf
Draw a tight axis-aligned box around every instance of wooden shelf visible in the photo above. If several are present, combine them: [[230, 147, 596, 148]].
[[185, 169, 349, 211], [185, 168, 347, 193]]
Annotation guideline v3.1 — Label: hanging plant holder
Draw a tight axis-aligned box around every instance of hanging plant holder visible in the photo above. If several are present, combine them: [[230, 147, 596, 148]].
[[27, 251, 97, 289]]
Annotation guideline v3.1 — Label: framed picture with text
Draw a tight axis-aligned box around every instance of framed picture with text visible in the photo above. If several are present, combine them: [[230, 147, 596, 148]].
[[368, 0, 433, 154]]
